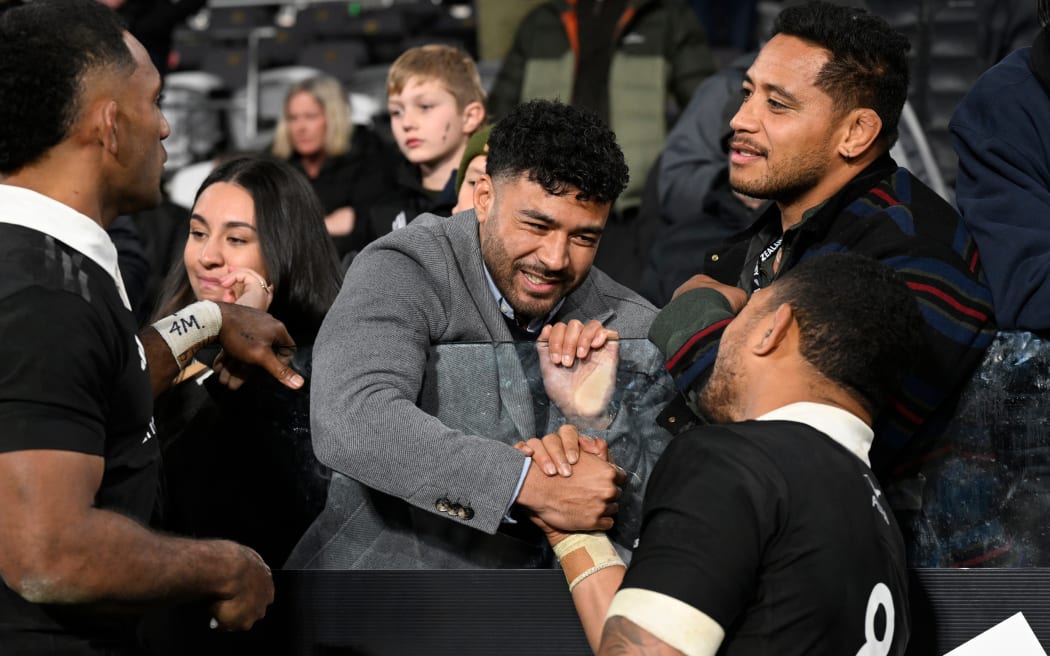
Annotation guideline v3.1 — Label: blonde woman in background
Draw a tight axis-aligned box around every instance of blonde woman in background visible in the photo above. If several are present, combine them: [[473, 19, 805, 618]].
[[272, 74, 395, 263]]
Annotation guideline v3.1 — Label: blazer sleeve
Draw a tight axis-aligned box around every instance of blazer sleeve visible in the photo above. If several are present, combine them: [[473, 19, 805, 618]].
[[309, 239, 528, 534]]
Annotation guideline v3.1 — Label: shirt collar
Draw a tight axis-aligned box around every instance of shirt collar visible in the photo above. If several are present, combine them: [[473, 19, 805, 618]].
[[0, 185, 131, 310], [482, 263, 565, 334], [756, 401, 874, 466]]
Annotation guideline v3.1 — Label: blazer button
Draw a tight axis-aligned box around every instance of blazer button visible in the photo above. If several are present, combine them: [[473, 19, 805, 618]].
[[449, 503, 463, 517], [436, 498, 451, 513], [461, 506, 474, 520]]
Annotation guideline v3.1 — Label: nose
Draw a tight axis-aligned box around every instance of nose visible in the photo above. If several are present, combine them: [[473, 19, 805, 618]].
[[160, 110, 171, 141], [399, 107, 417, 131], [535, 231, 571, 272], [729, 100, 756, 134], [197, 237, 223, 269]]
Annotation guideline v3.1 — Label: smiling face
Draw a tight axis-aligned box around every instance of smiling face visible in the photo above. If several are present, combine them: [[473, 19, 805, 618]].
[[286, 90, 327, 159], [728, 34, 845, 213], [388, 76, 477, 176], [184, 181, 268, 302], [475, 173, 608, 323]]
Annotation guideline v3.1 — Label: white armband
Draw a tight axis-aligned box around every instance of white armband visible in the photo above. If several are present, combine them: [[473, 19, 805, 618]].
[[151, 300, 223, 369], [553, 532, 625, 591]]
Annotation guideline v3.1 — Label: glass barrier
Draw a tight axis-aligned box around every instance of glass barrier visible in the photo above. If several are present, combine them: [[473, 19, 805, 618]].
[[143, 333, 1050, 653], [157, 333, 1050, 571], [898, 330, 1050, 568], [419, 338, 677, 549], [156, 338, 677, 566]]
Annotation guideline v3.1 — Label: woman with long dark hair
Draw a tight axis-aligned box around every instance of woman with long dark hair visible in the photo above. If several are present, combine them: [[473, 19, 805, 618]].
[[152, 156, 341, 567]]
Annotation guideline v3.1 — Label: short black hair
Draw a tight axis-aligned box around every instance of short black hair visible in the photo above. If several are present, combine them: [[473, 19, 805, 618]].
[[773, 1, 910, 149], [485, 99, 629, 204], [0, 0, 134, 174], [768, 253, 925, 417]]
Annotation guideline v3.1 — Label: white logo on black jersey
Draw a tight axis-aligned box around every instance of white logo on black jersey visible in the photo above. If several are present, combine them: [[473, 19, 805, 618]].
[[134, 335, 147, 371], [863, 474, 889, 525]]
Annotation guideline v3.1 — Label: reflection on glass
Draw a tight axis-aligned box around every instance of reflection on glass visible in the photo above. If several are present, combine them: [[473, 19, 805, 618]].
[[423, 338, 677, 549], [898, 331, 1050, 567]]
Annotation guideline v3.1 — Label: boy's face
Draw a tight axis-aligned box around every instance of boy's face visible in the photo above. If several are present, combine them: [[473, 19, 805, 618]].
[[388, 76, 477, 172]]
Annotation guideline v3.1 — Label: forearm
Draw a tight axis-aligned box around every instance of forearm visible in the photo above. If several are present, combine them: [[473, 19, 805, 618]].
[[649, 288, 734, 394], [142, 301, 224, 396], [140, 326, 180, 396], [12, 507, 246, 606], [551, 532, 626, 652], [315, 396, 526, 532], [575, 567, 626, 651]]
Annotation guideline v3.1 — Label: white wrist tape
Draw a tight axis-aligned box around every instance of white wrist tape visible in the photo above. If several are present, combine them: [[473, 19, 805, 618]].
[[553, 532, 625, 592], [151, 300, 222, 369]]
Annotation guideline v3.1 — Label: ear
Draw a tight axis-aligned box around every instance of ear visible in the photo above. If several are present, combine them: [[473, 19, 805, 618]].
[[836, 108, 882, 160], [473, 173, 494, 224], [752, 303, 794, 356], [461, 101, 486, 135], [98, 100, 120, 156]]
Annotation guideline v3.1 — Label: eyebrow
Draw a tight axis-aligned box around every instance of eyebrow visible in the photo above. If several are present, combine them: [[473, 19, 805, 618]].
[[742, 73, 803, 106], [520, 209, 604, 236], [190, 214, 258, 231]]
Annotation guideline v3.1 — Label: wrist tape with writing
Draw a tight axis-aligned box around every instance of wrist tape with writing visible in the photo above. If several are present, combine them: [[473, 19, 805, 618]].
[[151, 300, 222, 369], [553, 532, 625, 592]]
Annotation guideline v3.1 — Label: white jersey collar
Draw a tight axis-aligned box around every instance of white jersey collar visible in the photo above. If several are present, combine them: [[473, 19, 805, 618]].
[[0, 184, 131, 310], [757, 401, 874, 467]]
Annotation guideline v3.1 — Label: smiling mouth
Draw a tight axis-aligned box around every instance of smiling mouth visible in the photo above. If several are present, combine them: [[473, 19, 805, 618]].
[[730, 141, 766, 157], [520, 269, 567, 291]]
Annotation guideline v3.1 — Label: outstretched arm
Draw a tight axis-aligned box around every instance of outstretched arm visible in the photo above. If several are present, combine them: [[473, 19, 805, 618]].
[[0, 289, 272, 629], [0, 450, 273, 630], [143, 300, 302, 396], [648, 286, 739, 420]]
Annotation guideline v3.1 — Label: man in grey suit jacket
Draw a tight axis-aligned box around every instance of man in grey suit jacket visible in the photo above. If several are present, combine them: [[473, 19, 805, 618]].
[[287, 99, 674, 569]]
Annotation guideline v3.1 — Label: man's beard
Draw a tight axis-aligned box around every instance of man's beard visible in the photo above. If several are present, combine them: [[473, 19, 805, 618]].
[[482, 226, 575, 322], [729, 136, 832, 205], [697, 364, 740, 424]]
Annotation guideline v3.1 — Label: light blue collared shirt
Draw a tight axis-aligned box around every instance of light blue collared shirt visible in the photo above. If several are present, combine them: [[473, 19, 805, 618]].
[[482, 263, 566, 520]]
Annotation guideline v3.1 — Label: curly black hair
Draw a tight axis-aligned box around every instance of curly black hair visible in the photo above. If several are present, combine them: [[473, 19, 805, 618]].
[[773, 1, 911, 150], [485, 99, 629, 204], [768, 252, 926, 418], [0, 0, 134, 174]]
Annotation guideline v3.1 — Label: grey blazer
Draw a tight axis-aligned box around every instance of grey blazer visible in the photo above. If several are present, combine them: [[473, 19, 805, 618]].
[[286, 212, 671, 569]]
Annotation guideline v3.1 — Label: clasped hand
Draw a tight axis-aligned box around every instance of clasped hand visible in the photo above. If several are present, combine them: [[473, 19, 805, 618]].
[[514, 425, 627, 538]]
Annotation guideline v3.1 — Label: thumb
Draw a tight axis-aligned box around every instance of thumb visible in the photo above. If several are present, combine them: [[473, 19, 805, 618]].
[[260, 350, 305, 390]]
